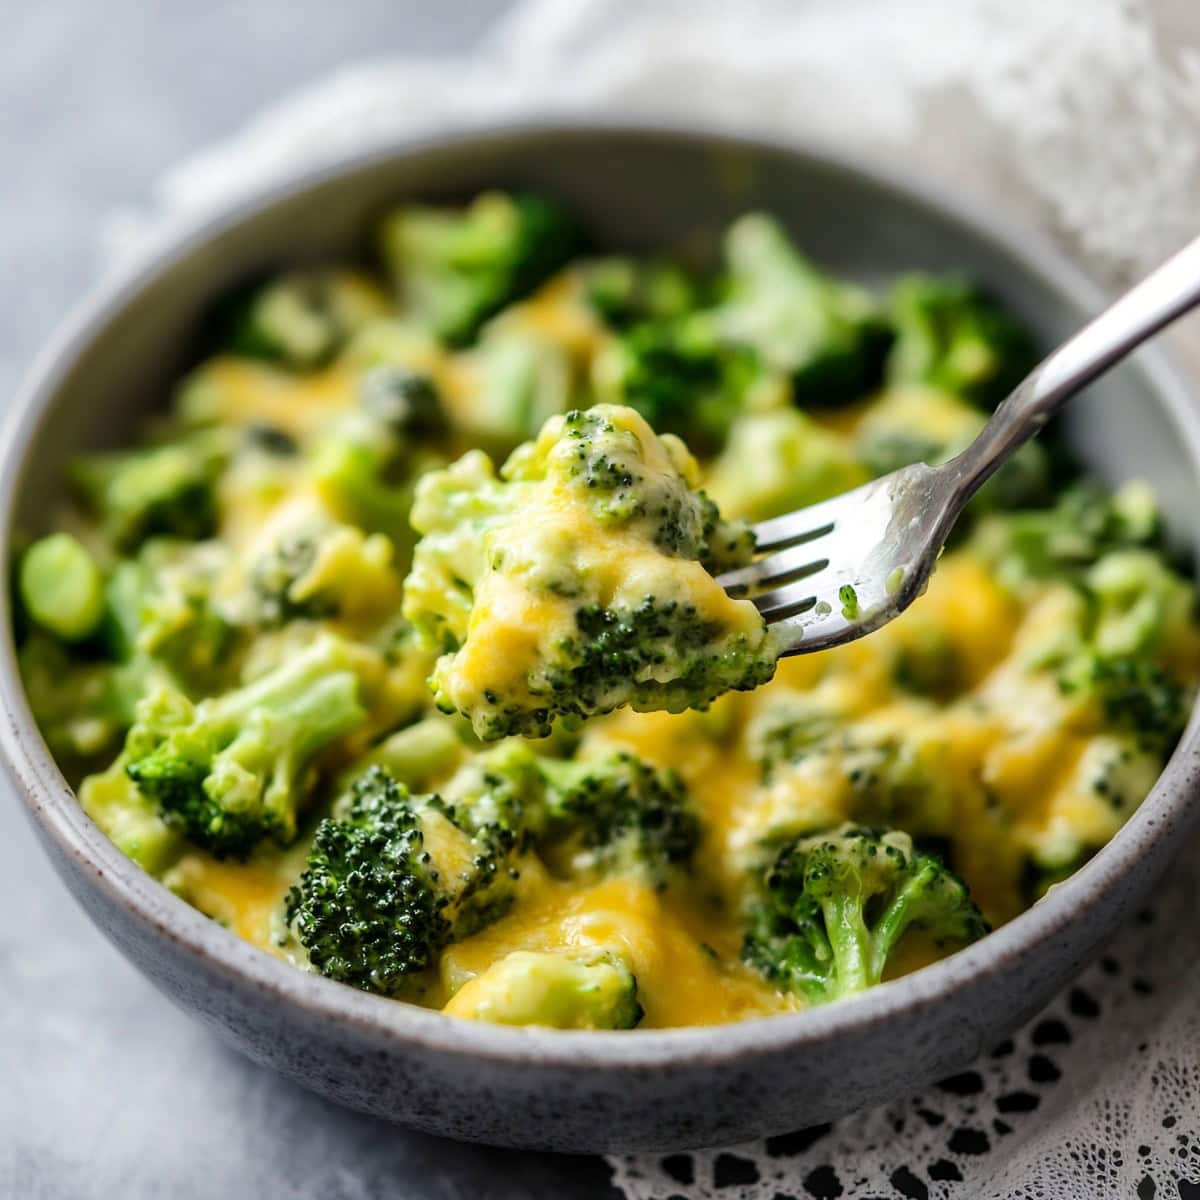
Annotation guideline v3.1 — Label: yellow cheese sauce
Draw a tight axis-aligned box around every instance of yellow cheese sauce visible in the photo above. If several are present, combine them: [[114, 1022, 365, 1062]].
[[36, 223, 1200, 1032], [441, 870, 792, 1026]]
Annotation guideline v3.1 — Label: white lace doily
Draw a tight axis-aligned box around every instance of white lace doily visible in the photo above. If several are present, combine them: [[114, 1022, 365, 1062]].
[[102, 2, 1200, 1195]]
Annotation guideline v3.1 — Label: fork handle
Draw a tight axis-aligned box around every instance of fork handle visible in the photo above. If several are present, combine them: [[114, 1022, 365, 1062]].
[[947, 232, 1200, 501]]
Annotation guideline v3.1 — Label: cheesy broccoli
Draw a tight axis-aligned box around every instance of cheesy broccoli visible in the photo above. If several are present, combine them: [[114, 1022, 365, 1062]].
[[404, 404, 778, 739], [17, 192, 1197, 1031]]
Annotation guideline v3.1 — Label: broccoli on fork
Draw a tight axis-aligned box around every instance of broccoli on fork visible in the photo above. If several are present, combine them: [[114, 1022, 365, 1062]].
[[123, 634, 368, 858], [742, 825, 988, 1004], [404, 404, 778, 739]]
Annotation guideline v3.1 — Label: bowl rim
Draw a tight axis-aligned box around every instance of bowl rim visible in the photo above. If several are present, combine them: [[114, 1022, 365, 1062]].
[[3, 117, 1199, 1071]]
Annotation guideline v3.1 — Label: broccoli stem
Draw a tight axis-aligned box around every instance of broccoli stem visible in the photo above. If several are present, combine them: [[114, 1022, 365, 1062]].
[[19, 533, 106, 642], [821, 890, 873, 994], [867, 857, 940, 981], [210, 638, 361, 731]]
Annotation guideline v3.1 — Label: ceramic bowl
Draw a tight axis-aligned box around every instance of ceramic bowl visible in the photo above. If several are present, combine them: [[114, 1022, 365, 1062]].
[[3, 124, 1198, 1154]]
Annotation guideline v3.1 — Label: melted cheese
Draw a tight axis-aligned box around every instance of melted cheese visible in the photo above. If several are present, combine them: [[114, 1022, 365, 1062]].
[[440, 870, 793, 1027], [435, 406, 769, 723], [70, 261, 1200, 1031]]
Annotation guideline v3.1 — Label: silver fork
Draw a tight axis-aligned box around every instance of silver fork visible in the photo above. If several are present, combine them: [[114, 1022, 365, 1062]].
[[718, 233, 1200, 656]]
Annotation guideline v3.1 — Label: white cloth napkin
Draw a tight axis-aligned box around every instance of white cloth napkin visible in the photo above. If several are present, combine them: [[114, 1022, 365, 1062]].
[[103, 2, 1200, 1194]]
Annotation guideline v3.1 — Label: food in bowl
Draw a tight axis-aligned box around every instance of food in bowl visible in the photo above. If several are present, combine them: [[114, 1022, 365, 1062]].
[[16, 191, 1198, 1031]]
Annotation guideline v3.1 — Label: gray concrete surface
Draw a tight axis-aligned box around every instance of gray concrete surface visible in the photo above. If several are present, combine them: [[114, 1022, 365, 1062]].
[[0, 3, 617, 1195]]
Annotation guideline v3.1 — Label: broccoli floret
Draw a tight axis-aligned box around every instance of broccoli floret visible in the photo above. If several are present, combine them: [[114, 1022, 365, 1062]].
[[855, 385, 1052, 516], [535, 750, 700, 886], [442, 950, 643, 1029], [358, 363, 446, 439], [378, 192, 583, 345], [592, 318, 757, 455], [104, 539, 236, 690], [455, 324, 579, 455], [711, 214, 892, 407], [248, 514, 400, 627], [70, 432, 228, 551], [222, 268, 391, 369], [582, 257, 701, 328], [18, 533, 106, 642], [1084, 549, 1196, 658], [19, 634, 162, 766], [972, 480, 1162, 588], [1058, 655, 1191, 750], [285, 763, 526, 995], [886, 274, 1038, 409], [706, 407, 867, 523], [312, 373, 446, 562], [78, 755, 183, 875], [122, 634, 368, 858], [285, 767, 451, 993], [405, 405, 776, 740], [744, 695, 957, 842], [742, 825, 988, 1004], [437, 743, 699, 886], [1016, 733, 1165, 894]]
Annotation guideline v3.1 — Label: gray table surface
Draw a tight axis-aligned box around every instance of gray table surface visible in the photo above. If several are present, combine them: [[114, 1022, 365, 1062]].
[[1, 3, 616, 1195]]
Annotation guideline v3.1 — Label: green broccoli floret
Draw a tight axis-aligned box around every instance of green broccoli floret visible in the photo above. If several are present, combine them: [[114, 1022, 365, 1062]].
[[711, 214, 892, 407], [248, 514, 400, 627], [458, 324, 579, 455], [443, 949, 643, 1029], [285, 763, 526, 995], [378, 191, 583, 345], [1084, 549, 1196, 658], [18, 533, 106, 642], [285, 767, 451, 993], [971, 480, 1162, 587], [533, 750, 700, 886], [78, 755, 184, 875], [222, 268, 390, 369], [19, 634, 162, 766], [705, 407, 868, 523], [405, 405, 776, 740], [437, 743, 699, 886], [886, 274, 1039, 409], [70, 432, 228, 551], [582, 257, 701, 328], [122, 634, 368, 858], [1058, 655, 1191, 750], [742, 825, 988, 1004], [104, 539, 236, 690], [744, 694, 957, 841], [358, 363, 446, 439], [855, 385, 1053, 516], [592, 318, 757, 455], [312, 370, 446, 562]]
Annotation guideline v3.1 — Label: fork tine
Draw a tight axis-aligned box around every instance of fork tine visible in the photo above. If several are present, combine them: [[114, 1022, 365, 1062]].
[[746, 485, 868, 553], [751, 586, 820, 621], [750, 516, 835, 555], [717, 532, 836, 595]]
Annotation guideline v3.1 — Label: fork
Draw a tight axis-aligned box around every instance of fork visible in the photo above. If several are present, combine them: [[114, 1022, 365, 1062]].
[[718, 233, 1200, 656]]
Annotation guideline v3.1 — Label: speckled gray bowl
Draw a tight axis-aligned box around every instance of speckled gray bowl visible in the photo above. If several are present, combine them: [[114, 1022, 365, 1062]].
[[3, 124, 1199, 1155]]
